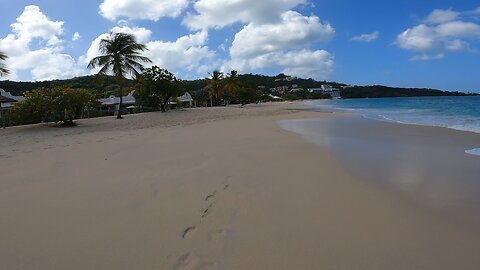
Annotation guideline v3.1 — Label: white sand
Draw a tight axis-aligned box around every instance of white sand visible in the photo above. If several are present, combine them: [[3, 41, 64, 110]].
[[1, 102, 479, 270]]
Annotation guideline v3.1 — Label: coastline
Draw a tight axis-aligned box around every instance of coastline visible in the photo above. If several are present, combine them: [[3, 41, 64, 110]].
[[1, 102, 480, 269], [306, 96, 480, 136], [284, 101, 480, 224]]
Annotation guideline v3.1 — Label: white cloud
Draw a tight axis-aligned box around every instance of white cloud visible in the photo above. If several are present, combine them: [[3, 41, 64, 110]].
[[410, 53, 445, 61], [0, 5, 83, 81], [11, 5, 64, 46], [425, 9, 460, 24], [231, 11, 334, 59], [223, 10, 334, 79], [436, 21, 480, 38], [21, 49, 83, 80], [396, 8, 480, 60], [277, 49, 334, 79], [99, 0, 189, 21], [183, 0, 306, 30], [397, 24, 438, 51], [81, 26, 214, 77], [224, 49, 333, 79], [111, 26, 152, 43], [145, 31, 215, 74], [351, 31, 379, 42], [72, 32, 81, 41]]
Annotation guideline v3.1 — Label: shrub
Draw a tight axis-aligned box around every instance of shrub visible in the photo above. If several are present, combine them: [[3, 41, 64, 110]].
[[11, 86, 98, 126]]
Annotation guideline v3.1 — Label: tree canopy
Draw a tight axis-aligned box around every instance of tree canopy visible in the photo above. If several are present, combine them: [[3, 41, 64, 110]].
[[88, 32, 151, 118], [204, 70, 224, 106], [135, 66, 183, 112], [11, 86, 98, 126]]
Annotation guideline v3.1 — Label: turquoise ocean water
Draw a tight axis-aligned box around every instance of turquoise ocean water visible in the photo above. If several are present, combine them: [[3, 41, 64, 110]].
[[306, 96, 480, 155]]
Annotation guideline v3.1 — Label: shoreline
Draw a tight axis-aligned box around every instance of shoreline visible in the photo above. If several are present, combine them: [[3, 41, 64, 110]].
[[1, 102, 480, 269], [278, 113, 480, 228], [305, 97, 480, 136], [303, 100, 480, 157]]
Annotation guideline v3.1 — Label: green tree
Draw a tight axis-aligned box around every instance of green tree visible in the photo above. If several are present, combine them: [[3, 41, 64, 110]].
[[223, 70, 241, 105], [87, 32, 151, 119], [204, 70, 224, 106], [0, 51, 9, 77], [11, 87, 98, 126], [236, 88, 261, 106], [136, 66, 183, 112], [190, 88, 209, 107]]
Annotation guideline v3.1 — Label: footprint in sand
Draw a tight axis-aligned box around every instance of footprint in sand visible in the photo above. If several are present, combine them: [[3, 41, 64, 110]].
[[173, 252, 199, 270], [173, 253, 218, 270], [201, 203, 214, 219], [182, 226, 196, 239], [205, 191, 217, 201]]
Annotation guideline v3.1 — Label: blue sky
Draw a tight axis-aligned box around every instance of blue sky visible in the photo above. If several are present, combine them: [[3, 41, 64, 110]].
[[0, 0, 479, 92]]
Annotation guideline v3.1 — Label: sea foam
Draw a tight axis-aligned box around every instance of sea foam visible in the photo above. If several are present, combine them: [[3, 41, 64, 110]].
[[465, 148, 480, 156], [308, 96, 480, 134]]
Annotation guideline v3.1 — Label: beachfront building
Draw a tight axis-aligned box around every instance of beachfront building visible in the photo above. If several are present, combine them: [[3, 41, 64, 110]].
[[99, 91, 195, 113], [0, 88, 25, 128], [308, 85, 341, 99], [0, 88, 25, 109], [99, 91, 137, 115], [177, 92, 194, 107]]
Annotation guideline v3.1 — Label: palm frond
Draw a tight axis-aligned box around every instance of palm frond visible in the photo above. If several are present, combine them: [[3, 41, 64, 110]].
[[0, 51, 10, 76]]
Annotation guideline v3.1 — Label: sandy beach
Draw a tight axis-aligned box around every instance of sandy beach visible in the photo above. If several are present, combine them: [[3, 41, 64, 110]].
[[1, 102, 480, 270]]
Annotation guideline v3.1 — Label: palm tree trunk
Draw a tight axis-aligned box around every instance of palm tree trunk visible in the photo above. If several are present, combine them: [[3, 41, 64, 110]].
[[117, 85, 123, 119]]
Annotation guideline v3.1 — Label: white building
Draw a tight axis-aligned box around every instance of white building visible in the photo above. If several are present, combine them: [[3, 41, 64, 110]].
[[290, 87, 304, 92], [177, 92, 194, 107], [99, 91, 137, 115], [307, 85, 341, 99], [0, 88, 25, 109], [1, 88, 25, 127], [99, 91, 195, 112]]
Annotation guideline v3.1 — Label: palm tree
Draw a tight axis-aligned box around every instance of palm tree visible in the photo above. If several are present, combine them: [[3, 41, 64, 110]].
[[224, 70, 241, 105], [0, 51, 9, 77], [205, 70, 224, 106], [88, 32, 151, 119]]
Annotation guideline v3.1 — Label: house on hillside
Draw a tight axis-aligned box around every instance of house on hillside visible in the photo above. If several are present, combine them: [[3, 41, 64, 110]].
[[272, 85, 289, 94], [308, 85, 341, 99], [290, 87, 304, 92]]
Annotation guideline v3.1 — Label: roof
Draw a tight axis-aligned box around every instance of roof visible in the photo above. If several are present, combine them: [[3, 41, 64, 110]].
[[0, 88, 25, 102], [0, 96, 16, 103], [177, 92, 193, 102], [99, 91, 136, 106], [1, 88, 24, 108]]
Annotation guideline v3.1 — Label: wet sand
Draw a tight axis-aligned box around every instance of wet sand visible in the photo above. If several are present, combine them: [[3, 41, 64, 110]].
[[1, 102, 480, 269], [279, 117, 480, 225]]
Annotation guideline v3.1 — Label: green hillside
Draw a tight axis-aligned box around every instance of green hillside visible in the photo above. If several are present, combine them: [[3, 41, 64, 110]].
[[0, 73, 476, 98]]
